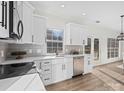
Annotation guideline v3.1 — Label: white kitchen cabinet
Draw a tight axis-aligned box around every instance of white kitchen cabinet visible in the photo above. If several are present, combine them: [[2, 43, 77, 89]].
[[33, 15, 47, 54], [64, 57, 73, 79], [21, 2, 34, 43], [35, 59, 52, 86], [0, 1, 9, 38], [84, 54, 93, 74], [65, 23, 88, 45], [52, 63, 65, 83], [52, 58, 73, 84]]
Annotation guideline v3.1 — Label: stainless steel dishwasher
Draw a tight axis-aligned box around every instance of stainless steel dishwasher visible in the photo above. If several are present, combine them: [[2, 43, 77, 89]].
[[73, 56, 84, 76]]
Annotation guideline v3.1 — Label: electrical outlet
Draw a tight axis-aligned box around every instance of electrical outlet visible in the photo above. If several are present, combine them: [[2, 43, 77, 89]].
[[1, 50, 4, 57], [29, 49, 32, 53]]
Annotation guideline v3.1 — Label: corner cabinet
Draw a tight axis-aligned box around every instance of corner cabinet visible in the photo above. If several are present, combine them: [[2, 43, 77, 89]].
[[65, 23, 88, 45]]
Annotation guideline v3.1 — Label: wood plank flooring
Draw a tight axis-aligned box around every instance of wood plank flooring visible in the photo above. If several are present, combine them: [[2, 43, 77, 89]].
[[46, 61, 124, 91]]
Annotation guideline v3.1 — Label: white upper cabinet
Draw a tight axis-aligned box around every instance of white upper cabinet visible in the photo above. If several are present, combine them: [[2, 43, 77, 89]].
[[65, 23, 88, 45], [33, 15, 47, 44], [0, 1, 9, 38], [21, 2, 34, 43], [33, 15, 47, 54]]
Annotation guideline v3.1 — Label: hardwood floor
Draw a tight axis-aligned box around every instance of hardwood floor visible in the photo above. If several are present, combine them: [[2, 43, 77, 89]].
[[46, 61, 124, 91]]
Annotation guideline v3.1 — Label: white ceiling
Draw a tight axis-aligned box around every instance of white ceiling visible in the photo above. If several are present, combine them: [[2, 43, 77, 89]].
[[30, 1, 124, 32]]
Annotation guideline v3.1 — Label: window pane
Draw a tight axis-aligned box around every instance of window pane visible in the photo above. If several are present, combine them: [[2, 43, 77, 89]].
[[47, 30, 52, 40], [53, 42, 57, 48], [47, 28, 63, 53], [107, 38, 119, 58], [58, 31, 63, 41], [58, 43, 63, 47], [47, 42, 52, 48], [53, 48, 57, 53], [47, 48, 53, 53], [53, 31, 58, 40], [58, 48, 63, 53]]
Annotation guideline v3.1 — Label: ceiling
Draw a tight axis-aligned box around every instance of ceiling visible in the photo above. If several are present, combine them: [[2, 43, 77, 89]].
[[30, 1, 124, 32]]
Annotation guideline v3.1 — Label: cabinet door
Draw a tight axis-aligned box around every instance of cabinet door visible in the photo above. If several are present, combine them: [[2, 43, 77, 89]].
[[0, 1, 9, 38], [25, 74, 46, 91], [52, 64, 64, 83], [69, 23, 88, 45], [67, 61, 73, 78], [64, 58, 73, 79], [33, 16, 46, 44], [70, 26, 82, 45], [33, 15, 47, 54], [22, 2, 34, 43], [84, 54, 93, 74], [0, 1, 2, 30]]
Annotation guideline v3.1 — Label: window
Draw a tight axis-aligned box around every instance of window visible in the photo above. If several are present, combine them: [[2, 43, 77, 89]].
[[47, 28, 63, 53], [107, 38, 119, 58]]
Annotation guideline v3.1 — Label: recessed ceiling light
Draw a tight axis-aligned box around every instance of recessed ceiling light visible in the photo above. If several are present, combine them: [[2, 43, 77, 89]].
[[96, 20, 100, 23], [60, 4, 65, 8], [82, 13, 86, 16]]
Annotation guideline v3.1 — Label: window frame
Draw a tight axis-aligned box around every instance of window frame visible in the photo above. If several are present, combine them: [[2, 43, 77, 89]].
[[46, 28, 64, 54], [107, 38, 119, 59]]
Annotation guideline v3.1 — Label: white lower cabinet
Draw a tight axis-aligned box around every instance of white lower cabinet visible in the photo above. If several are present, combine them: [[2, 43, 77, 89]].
[[35, 57, 73, 86], [35, 59, 52, 86], [52, 57, 73, 84], [64, 57, 73, 79], [84, 54, 93, 74]]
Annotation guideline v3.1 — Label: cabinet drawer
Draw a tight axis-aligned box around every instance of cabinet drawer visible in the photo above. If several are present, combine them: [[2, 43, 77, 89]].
[[41, 60, 52, 66], [41, 74, 52, 86], [41, 65, 52, 74]]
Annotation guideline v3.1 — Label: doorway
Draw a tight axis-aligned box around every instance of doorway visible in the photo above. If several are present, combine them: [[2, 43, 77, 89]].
[[93, 38, 100, 65]]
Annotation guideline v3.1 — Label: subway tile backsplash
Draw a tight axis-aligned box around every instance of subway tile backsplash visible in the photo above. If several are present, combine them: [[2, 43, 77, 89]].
[[0, 43, 43, 62], [0, 43, 8, 62], [7, 44, 43, 58], [64, 45, 84, 55]]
